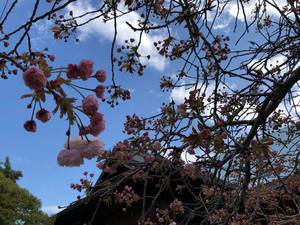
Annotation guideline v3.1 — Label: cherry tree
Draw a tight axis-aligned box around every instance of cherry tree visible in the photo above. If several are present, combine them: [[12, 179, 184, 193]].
[[1, 0, 300, 224]]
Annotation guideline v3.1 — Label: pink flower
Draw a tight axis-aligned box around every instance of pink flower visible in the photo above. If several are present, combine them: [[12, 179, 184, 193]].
[[23, 120, 37, 132], [177, 104, 186, 114], [95, 70, 106, 82], [78, 59, 93, 80], [82, 95, 98, 115], [49, 55, 55, 62], [187, 147, 195, 154], [170, 199, 184, 214], [95, 85, 105, 99], [36, 109, 51, 123], [66, 64, 80, 79], [89, 112, 105, 136], [23, 67, 47, 91], [152, 141, 161, 152], [57, 148, 84, 167], [82, 138, 105, 159], [64, 136, 88, 151]]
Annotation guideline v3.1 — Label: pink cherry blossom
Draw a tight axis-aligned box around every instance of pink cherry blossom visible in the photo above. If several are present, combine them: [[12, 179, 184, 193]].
[[170, 199, 184, 214], [78, 59, 93, 80], [23, 120, 37, 132], [82, 95, 98, 115], [95, 85, 105, 99], [177, 103, 186, 114], [89, 112, 105, 136], [64, 136, 88, 151], [82, 138, 105, 159], [23, 67, 47, 91], [49, 55, 55, 62], [95, 70, 106, 82], [152, 141, 161, 152], [66, 64, 80, 79], [187, 146, 195, 154], [36, 108, 51, 123], [57, 148, 84, 167]]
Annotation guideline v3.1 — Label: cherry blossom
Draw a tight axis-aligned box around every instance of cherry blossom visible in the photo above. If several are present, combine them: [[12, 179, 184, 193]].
[[78, 60, 93, 80], [66, 64, 80, 79], [95, 85, 105, 99], [95, 70, 106, 82], [23, 67, 47, 91], [169, 199, 184, 214], [57, 148, 84, 167], [81, 138, 105, 159], [82, 95, 98, 115], [177, 104, 186, 114], [64, 136, 88, 151], [23, 120, 37, 132], [151, 141, 161, 152], [36, 109, 51, 123], [89, 112, 105, 136]]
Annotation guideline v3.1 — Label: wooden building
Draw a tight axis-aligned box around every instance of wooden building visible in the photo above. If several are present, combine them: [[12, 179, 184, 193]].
[[54, 158, 300, 225]]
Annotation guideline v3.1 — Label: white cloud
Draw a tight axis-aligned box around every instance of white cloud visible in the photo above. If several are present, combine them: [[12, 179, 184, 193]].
[[202, 0, 287, 31], [42, 205, 62, 215], [31, 20, 52, 49], [226, 0, 287, 21], [181, 150, 197, 163], [206, 9, 233, 30], [67, 0, 167, 71], [170, 81, 218, 104], [248, 54, 287, 75], [248, 55, 300, 119], [213, 19, 232, 30], [170, 85, 191, 103]]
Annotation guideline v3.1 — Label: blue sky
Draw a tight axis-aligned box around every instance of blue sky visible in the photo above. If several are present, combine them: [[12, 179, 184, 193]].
[[0, 0, 292, 215], [0, 0, 174, 215]]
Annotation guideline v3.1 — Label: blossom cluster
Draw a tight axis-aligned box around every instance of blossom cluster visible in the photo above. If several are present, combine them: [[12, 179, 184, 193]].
[[57, 137, 104, 167], [70, 171, 95, 194], [115, 185, 139, 210], [21, 58, 109, 167], [23, 67, 47, 91], [22, 59, 107, 135], [124, 114, 145, 134], [169, 199, 184, 214]]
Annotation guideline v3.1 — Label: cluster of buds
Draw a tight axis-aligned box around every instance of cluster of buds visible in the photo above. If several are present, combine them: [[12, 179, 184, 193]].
[[124, 114, 145, 134], [115, 185, 139, 210], [70, 171, 95, 194], [155, 208, 171, 224], [169, 199, 184, 214], [106, 85, 131, 107], [160, 76, 173, 91], [116, 38, 147, 76], [112, 140, 133, 162]]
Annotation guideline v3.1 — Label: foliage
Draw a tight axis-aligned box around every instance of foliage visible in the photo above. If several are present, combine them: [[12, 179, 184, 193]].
[[0, 157, 22, 182], [1, 0, 300, 224], [0, 170, 53, 225]]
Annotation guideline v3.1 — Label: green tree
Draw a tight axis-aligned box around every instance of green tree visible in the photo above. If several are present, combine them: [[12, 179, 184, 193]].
[[0, 169, 53, 225], [0, 157, 22, 182]]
